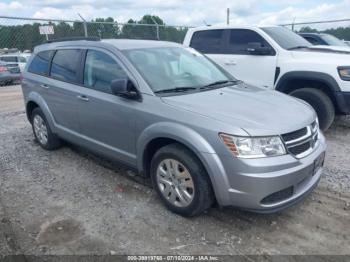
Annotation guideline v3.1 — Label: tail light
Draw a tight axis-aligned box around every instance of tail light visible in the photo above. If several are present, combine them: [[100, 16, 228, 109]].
[[0, 66, 8, 73]]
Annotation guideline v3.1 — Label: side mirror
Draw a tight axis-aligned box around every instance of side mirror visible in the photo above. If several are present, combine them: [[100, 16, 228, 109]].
[[247, 42, 273, 55], [110, 78, 139, 100]]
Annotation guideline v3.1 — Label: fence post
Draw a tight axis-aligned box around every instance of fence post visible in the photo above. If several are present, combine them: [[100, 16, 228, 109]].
[[78, 13, 88, 37], [150, 16, 160, 40]]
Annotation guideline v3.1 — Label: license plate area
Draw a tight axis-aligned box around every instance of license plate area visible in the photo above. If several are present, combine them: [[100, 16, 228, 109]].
[[313, 152, 325, 175]]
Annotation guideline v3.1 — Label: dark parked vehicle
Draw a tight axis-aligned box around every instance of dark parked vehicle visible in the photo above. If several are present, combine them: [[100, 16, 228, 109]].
[[0, 62, 21, 85], [299, 33, 349, 47]]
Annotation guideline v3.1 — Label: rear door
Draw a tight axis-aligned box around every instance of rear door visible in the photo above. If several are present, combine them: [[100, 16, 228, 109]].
[[44, 49, 83, 133]]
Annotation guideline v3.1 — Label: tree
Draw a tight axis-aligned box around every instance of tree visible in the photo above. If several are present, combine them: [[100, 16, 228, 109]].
[[0, 15, 192, 51]]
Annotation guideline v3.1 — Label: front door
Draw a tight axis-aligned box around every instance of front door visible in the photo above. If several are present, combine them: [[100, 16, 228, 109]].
[[208, 29, 278, 89], [77, 49, 137, 165]]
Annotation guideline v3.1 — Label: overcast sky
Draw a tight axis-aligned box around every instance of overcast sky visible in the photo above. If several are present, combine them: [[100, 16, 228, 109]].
[[0, 0, 350, 28]]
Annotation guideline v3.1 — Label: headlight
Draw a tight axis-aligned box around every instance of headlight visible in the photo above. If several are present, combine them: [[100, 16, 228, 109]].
[[338, 66, 350, 81], [219, 133, 286, 158]]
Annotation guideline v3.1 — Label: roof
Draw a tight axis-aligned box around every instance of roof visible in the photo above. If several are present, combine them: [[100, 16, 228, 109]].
[[187, 25, 279, 32], [102, 39, 182, 50], [34, 38, 182, 53], [299, 32, 329, 36]]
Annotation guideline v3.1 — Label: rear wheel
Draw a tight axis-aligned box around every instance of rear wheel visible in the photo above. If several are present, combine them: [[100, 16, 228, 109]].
[[150, 143, 214, 217], [290, 88, 335, 131], [31, 107, 62, 150]]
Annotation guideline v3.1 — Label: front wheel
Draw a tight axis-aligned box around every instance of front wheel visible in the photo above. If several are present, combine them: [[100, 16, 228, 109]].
[[290, 88, 335, 131], [150, 143, 214, 217]]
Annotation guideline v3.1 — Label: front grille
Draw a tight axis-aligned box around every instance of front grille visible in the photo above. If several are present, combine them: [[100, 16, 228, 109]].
[[281, 127, 307, 142], [282, 121, 318, 158], [288, 142, 310, 155], [261, 186, 293, 205]]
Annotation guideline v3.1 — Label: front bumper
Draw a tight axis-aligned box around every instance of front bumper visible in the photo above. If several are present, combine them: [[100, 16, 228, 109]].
[[200, 132, 326, 213], [334, 91, 350, 114]]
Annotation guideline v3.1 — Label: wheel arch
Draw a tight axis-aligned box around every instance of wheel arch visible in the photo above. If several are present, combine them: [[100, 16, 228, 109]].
[[137, 122, 216, 178], [26, 92, 57, 132], [275, 71, 340, 111]]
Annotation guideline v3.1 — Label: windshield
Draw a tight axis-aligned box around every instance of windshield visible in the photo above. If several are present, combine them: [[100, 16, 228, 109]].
[[123, 47, 235, 93], [321, 34, 348, 47], [261, 26, 311, 50]]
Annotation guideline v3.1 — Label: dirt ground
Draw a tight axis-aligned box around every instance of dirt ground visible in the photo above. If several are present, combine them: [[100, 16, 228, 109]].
[[0, 85, 349, 256]]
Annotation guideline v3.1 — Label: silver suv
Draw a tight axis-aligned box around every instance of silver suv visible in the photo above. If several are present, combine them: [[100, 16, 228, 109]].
[[21, 38, 326, 216]]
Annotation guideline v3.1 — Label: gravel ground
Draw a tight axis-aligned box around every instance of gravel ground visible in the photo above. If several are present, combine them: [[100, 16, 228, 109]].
[[0, 85, 349, 256]]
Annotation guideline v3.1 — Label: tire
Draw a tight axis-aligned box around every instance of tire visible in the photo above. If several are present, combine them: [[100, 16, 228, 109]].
[[290, 88, 335, 131], [31, 107, 62, 150], [150, 143, 214, 217]]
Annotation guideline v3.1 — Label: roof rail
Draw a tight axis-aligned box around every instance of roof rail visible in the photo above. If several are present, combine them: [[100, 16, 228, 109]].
[[46, 36, 100, 43]]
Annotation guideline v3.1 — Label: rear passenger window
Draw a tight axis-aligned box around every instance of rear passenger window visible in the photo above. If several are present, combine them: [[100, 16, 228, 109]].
[[84, 50, 127, 94], [190, 30, 224, 54], [28, 50, 54, 75], [228, 29, 273, 55], [51, 49, 81, 83]]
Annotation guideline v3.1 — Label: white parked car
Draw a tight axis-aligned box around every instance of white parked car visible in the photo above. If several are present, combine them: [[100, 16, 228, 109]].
[[183, 25, 350, 130], [0, 53, 31, 72]]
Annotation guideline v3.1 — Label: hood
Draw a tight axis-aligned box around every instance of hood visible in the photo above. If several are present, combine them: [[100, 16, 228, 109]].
[[304, 45, 350, 55], [290, 47, 350, 65], [161, 84, 316, 136]]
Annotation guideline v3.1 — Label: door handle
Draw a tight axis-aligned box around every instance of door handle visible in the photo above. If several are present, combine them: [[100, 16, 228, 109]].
[[40, 84, 49, 89], [77, 95, 89, 102], [224, 60, 237, 66]]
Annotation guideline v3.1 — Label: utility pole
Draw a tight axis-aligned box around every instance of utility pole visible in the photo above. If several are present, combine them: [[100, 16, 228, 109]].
[[78, 13, 88, 37], [227, 8, 230, 25]]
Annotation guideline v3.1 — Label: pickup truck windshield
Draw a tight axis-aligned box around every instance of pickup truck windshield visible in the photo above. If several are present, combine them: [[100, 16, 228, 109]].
[[123, 47, 235, 94], [261, 26, 311, 50]]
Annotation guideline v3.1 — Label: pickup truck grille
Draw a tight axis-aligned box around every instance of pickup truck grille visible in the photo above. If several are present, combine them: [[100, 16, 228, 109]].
[[281, 121, 318, 158]]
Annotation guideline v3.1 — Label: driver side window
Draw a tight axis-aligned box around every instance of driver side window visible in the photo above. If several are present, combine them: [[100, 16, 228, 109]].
[[227, 29, 273, 55], [84, 50, 127, 94]]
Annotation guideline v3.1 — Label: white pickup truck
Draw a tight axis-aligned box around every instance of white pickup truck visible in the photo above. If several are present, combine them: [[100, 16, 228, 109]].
[[183, 25, 350, 130]]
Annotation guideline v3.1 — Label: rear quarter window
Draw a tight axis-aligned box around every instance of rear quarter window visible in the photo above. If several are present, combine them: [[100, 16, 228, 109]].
[[50, 49, 82, 83], [190, 30, 224, 54], [28, 50, 54, 75]]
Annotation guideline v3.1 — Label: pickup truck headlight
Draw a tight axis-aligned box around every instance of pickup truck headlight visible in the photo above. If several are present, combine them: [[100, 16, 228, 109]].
[[338, 66, 350, 81], [219, 133, 286, 158]]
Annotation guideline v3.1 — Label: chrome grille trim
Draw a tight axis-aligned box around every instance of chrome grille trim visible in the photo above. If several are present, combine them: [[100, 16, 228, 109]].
[[282, 121, 319, 159], [284, 126, 312, 146]]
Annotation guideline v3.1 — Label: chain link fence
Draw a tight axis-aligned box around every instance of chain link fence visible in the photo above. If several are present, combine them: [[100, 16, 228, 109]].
[[0, 16, 190, 52], [280, 18, 350, 42]]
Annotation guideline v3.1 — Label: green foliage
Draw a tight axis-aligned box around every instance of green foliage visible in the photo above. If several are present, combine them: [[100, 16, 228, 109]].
[[0, 15, 188, 51], [299, 26, 350, 40]]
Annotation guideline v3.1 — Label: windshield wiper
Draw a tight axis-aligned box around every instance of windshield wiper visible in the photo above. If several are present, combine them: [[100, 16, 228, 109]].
[[154, 87, 197, 94], [200, 80, 240, 90], [287, 45, 309, 50]]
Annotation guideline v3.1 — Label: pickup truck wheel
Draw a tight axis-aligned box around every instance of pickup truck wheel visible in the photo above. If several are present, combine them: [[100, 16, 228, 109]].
[[150, 143, 214, 217], [31, 108, 62, 150], [290, 88, 335, 131]]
